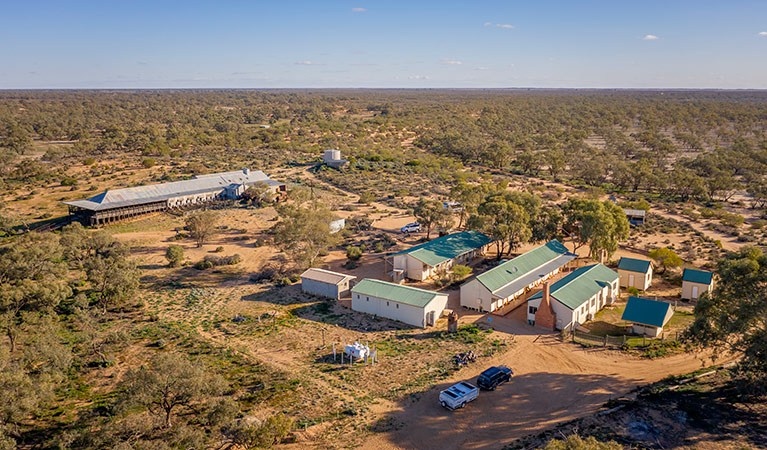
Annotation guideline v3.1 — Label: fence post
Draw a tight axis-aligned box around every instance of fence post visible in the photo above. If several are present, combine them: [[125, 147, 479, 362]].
[[643, 336, 646, 347], [622, 335, 626, 346], [604, 335, 607, 347]]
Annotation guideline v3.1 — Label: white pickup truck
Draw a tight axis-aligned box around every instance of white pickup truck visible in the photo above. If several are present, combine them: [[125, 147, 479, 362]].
[[439, 381, 479, 410]]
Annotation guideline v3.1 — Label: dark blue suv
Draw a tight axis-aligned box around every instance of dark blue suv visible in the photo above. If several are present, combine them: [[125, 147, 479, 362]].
[[477, 366, 513, 391]]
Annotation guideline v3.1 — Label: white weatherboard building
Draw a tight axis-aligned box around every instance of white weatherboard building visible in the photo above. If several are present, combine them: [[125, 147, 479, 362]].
[[621, 296, 674, 337], [617, 257, 653, 291], [351, 278, 448, 328], [300, 268, 356, 300], [385, 230, 493, 282], [681, 268, 714, 301], [527, 263, 620, 331], [460, 240, 576, 313]]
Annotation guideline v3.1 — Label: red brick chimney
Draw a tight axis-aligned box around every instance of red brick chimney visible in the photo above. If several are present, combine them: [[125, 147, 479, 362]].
[[535, 282, 557, 330]]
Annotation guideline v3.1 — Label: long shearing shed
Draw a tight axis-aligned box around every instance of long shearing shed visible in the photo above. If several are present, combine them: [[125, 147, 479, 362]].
[[64, 168, 285, 226]]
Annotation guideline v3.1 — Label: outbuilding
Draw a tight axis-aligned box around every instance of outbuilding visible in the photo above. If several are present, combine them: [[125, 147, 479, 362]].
[[621, 296, 673, 337], [617, 257, 653, 291], [300, 268, 356, 300], [385, 230, 493, 282], [460, 240, 576, 313], [351, 278, 448, 328], [624, 208, 647, 226], [681, 268, 714, 300], [526, 263, 620, 331]]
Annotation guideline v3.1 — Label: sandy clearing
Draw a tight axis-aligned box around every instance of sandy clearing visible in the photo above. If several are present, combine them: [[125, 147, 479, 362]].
[[652, 209, 745, 252], [360, 313, 723, 450]]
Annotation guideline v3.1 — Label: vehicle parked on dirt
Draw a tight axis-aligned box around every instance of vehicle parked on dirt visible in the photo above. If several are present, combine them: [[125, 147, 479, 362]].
[[439, 381, 479, 410], [400, 222, 421, 233], [476, 366, 513, 391]]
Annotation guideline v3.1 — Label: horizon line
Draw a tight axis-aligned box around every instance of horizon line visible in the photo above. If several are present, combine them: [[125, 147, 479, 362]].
[[2, 86, 767, 92]]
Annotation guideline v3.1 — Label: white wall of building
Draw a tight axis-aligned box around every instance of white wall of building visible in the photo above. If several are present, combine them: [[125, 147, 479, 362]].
[[301, 277, 353, 299], [526, 278, 618, 330], [681, 280, 712, 300], [460, 265, 562, 313], [392, 245, 489, 282], [618, 267, 652, 291], [351, 292, 447, 328]]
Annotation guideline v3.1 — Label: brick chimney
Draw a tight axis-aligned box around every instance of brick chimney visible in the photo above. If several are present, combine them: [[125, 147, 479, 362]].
[[535, 282, 557, 330]]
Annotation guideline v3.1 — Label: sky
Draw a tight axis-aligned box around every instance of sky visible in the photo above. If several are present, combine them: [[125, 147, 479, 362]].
[[1, 0, 767, 89]]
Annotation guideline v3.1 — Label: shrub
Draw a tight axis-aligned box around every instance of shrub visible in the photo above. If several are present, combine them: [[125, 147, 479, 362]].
[[627, 286, 640, 296], [203, 254, 242, 266], [214, 246, 224, 252], [275, 277, 293, 286], [720, 212, 744, 228], [83, 157, 96, 165], [451, 265, 472, 282], [165, 245, 185, 267], [358, 192, 375, 204], [141, 157, 156, 168], [346, 246, 363, 262], [539, 434, 622, 450], [194, 260, 214, 270]]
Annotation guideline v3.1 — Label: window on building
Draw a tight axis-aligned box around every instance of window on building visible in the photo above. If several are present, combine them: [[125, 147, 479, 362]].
[[396, 304, 399, 309], [366, 296, 369, 301], [386, 301, 389, 306], [529, 306, 538, 314]]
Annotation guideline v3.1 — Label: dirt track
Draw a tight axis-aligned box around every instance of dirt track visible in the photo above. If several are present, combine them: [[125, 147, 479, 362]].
[[360, 313, 721, 450]]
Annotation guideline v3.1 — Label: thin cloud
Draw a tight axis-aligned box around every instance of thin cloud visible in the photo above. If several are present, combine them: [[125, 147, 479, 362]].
[[408, 75, 430, 80], [475, 66, 489, 71], [484, 22, 514, 29], [352, 7, 366, 12], [643, 34, 660, 40], [295, 61, 323, 65], [441, 59, 463, 65], [758, 31, 767, 36]]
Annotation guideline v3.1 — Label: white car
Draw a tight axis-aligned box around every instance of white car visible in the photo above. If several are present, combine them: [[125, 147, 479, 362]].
[[439, 381, 479, 410], [401, 222, 421, 233]]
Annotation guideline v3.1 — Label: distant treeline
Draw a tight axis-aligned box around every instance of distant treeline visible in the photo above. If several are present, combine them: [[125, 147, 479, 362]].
[[1, 89, 766, 206]]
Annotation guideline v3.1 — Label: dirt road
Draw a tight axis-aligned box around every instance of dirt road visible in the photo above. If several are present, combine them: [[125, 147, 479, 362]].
[[361, 313, 719, 450]]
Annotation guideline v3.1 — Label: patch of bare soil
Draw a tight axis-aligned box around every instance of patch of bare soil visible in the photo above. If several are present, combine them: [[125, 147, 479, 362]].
[[359, 313, 730, 450]]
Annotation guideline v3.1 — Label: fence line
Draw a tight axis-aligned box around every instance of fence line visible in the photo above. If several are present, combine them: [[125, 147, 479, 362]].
[[563, 329, 684, 349]]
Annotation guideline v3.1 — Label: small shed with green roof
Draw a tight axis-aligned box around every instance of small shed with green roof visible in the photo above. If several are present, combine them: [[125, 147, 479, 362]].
[[385, 230, 493, 282], [617, 257, 653, 291], [681, 268, 714, 300], [351, 278, 448, 328], [526, 263, 619, 330], [460, 240, 576, 313], [621, 296, 673, 337]]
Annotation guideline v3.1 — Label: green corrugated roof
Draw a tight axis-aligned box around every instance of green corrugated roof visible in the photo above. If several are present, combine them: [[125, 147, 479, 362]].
[[682, 268, 713, 285], [350, 278, 444, 308], [530, 264, 619, 310], [390, 231, 493, 267], [617, 257, 652, 273], [476, 240, 570, 292], [621, 296, 672, 328]]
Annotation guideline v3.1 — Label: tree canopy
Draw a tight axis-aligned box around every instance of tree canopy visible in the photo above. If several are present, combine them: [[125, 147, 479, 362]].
[[688, 246, 767, 393]]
